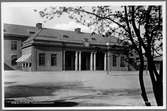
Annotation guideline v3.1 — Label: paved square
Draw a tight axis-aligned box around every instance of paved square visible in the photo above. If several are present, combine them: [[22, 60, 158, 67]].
[[4, 71, 156, 106]]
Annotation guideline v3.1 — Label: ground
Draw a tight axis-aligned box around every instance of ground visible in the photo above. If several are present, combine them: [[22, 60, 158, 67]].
[[4, 71, 157, 107]]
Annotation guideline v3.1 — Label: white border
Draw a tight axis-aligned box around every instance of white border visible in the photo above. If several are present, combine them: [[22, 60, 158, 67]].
[[1, 3, 4, 110], [2, 1, 165, 7], [162, 1, 166, 108], [1, 1, 166, 110]]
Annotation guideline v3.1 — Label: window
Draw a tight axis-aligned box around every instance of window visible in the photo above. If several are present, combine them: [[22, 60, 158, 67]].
[[91, 37, 96, 40], [11, 55, 17, 66], [39, 53, 45, 66], [11, 40, 17, 50], [84, 38, 89, 42], [120, 56, 125, 67], [51, 54, 57, 66], [29, 63, 32, 67], [63, 35, 69, 38], [112, 55, 117, 67]]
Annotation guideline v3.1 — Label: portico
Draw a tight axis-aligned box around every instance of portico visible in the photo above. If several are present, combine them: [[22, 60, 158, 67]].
[[65, 50, 106, 71]]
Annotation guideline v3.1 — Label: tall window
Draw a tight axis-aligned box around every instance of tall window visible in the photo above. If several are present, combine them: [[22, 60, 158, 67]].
[[120, 56, 125, 67], [39, 53, 45, 66], [51, 54, 57, 66], [11, 55, 17, 66], [112, 55, 117, 67], [11, 40, 17, 50]]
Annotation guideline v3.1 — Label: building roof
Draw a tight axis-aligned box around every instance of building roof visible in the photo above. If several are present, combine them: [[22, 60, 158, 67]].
[[4, 23, 36, 37], [4, 23, 121, 46]]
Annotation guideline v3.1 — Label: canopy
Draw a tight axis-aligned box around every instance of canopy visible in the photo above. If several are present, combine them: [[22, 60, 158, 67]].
[[16, 54, 31, 62]]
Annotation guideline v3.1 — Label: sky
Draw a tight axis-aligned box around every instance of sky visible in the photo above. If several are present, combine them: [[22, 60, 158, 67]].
[[2, 7, 93, 33], [2, 3, 98, 33], [2, 2, 124, 33], [2, 2, 164, 33]]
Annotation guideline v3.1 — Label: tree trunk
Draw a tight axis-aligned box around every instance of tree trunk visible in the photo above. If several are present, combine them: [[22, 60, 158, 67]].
[[147, 56, 163, 106], [157, 61, 163, 106], [139, 54, 151, 106]]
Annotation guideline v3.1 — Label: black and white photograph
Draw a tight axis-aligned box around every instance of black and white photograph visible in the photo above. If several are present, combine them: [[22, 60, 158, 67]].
[[1, 1, 166, 110]]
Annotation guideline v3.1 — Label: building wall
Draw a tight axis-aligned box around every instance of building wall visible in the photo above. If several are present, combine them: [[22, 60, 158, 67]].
[[109, 52, 128, 71], [31, 46, 37, 71], [4, 37, 23, 70], [35, 46, 62, 71], [34, 46, 128, 71], [4, 37, 129, 72]]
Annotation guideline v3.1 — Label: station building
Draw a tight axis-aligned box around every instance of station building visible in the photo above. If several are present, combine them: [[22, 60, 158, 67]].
[[4, 23, 133, 71]]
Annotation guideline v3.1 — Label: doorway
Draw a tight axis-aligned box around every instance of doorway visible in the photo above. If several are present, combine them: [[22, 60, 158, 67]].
[[81, 52, 90, 70], [96, 51, 104, 70], [65, 51, 75, 70]]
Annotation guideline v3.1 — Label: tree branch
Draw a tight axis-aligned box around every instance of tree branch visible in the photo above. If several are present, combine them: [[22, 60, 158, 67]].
[[131, 6, 147, 50], [73, 8, 129, 32], [124, 6, 139, 53], [145, 6, 153, 50]]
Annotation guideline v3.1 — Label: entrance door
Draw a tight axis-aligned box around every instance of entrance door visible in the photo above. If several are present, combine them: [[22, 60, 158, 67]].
[[81, 52, 90, 70], [65, 51, 75, 70], [96, 52, 104, 70]]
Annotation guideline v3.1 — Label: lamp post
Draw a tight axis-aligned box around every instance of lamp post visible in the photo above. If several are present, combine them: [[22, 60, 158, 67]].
[[106, 42, 110, 74]]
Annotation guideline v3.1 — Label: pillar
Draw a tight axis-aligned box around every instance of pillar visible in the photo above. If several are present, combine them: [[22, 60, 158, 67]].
[[79, 51, 81, 71], [75, 51, 78, 71], [93, 52, 96, 71], [62, 50, 65, 71], [90, 52, 93, 71], [104, 52, 107, 71], [107, 51, 110, 72]]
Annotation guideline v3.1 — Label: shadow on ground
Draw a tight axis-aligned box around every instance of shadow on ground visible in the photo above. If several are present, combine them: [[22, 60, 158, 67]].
[[5, 100, 78, 107], [5, 82, 82, 98]]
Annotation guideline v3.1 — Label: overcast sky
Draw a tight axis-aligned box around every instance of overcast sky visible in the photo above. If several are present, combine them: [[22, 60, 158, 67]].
[[2, 2, 164, 33], [3, 6, 93, 32], [2, 2, 111, 33]]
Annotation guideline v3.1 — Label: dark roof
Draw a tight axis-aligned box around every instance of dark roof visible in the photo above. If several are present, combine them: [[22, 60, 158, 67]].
[[4, 23, 121, 46], [4, 23, 36, 37]]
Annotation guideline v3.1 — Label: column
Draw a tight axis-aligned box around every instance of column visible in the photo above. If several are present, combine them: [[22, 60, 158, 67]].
[[90, 52, 93, 71], [75, 51, 78, 71], [79, 51, 81, 71], [104, 52, 107, 71], [107, 51, 110, 72], [93, 52, 96, 71], [62, 50, 65, 71]]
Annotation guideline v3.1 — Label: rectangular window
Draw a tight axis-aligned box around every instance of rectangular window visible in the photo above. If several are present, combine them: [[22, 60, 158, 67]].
[[29, 63, 32, 67], [51, 54, 57, 66], [112, 55, 117, 67], [11, 40, 17, 50], [11, 55, 17, 66], [39, 53, 45, 66], [120, 56, 125, 67]]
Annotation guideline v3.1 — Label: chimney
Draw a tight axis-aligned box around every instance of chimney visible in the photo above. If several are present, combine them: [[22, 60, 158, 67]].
[[74, 28, 81, 33], [36, 23, 43, 29]]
